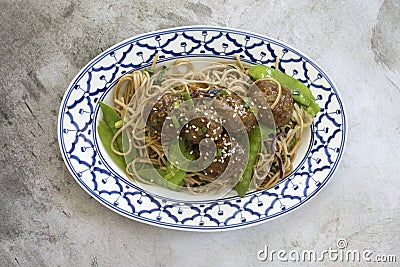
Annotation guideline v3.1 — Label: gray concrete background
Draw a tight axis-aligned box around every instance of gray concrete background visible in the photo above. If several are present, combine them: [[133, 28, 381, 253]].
[[1, 0, 399, 266]]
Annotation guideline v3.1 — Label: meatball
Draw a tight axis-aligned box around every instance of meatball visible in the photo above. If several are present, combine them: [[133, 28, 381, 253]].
[[146, 92, 182, 134], [204, 134, 246, 178], [184, 116, 223, 144], [213, 91, 257, 133], [256, 80, 293, 127]]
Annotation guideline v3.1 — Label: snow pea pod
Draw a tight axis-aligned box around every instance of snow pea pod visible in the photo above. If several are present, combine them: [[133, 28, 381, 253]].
[[167, 169, 186, 191], [136, 168, 185, 191], [235, 125, 262, 197], [97, 120, 126, 171], [99, 101, 123, 150], [305, 101, 320, 117], [248, 65, 320, 116], [135, 168, 167, 185], [98, 101, 138, 172]]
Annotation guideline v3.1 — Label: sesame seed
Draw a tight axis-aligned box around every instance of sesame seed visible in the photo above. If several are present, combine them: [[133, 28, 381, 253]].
[[193, 135, 197, 139], [185, 130, 189, 133], [175, 161, 179, 165], [189, 150, 194, 155]]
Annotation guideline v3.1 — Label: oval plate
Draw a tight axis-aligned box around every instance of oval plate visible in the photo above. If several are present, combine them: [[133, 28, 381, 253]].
[[58, 26, 346, 231]]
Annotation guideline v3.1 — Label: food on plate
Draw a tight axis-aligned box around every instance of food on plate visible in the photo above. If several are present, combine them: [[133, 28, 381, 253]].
[[98, 55, 319, 197]]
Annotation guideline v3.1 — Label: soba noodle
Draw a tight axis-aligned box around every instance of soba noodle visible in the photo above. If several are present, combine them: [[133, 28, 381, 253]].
[[107, 55, 313, 194]]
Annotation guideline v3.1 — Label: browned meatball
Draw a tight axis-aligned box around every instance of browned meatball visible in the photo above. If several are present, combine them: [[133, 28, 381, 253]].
[[204, 134, 246, 178], [214, 91, 257, 133], [146, 92, 182, 134], [184, 116, 223, 144], [204, 134, 230, 177], [256, 80, 293, 127]]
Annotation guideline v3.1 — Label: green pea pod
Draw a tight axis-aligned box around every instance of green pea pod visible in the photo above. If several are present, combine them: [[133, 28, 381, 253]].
[[99, 101, 123, 150], [97, 120, 126, 171], [136, 168, 184, 191], [136, 168, 167, 185], [163, 136, 191, 190], [167, 169, 186, 191], [235, 125, 262, 197], [305, 101, 320, 117], [167, 136, 196, 173], [248, 65, 320, 116], [98, 101, 138, 172]]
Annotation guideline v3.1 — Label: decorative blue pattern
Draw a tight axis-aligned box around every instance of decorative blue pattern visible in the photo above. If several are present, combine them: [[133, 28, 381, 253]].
[[58, 26, 346, 231]]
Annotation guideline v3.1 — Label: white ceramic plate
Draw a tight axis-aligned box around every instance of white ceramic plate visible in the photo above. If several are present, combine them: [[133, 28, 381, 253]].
[[58, 26, 346, 231]]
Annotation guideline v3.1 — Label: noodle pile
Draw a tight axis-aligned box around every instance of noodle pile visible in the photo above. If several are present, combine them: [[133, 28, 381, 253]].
[[108, 55, 312, 194]]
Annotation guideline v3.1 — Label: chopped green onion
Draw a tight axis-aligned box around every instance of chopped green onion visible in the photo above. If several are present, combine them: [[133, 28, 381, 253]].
[[198, 126, 208, 136], [181, 91, 194, 108], [243, 98, 250, 109], [170, 115, 180, 129], [172, 101, 180, 109], [181, 91, 191, 100], [217, 148, 222, 157], [143, 68, 154, 75], [216, 90, 228, 98], [154, 66, 168, 85], [288, 136, 296, 149]]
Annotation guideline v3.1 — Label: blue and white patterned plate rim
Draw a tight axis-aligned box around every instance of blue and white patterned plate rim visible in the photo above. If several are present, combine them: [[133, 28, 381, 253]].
[[58, 25, 347, 231]]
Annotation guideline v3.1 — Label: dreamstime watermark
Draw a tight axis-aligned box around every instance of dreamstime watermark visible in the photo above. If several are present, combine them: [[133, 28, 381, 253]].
[[257, 239, 397, 263]]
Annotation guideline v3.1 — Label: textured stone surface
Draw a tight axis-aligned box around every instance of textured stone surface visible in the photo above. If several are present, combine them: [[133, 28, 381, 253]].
[[1, 0, 399, 266]]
